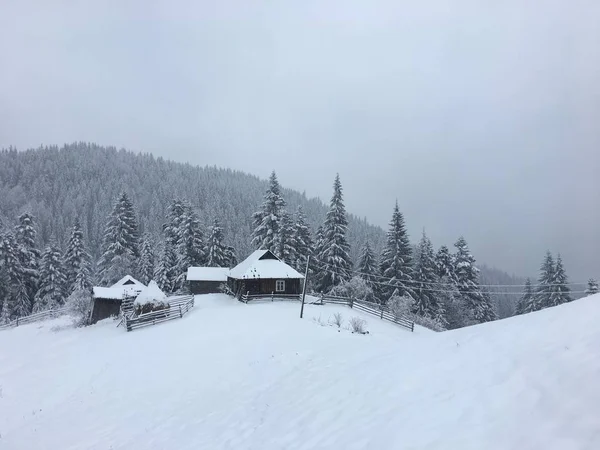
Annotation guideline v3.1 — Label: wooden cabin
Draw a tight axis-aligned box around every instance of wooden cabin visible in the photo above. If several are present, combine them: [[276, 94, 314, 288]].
[[186, 267, 229, 294], [89, 276, 145, 324], [227, 250, 304, 298]]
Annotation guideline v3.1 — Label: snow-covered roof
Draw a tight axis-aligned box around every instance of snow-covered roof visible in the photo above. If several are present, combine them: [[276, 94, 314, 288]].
[[92, 285, 141, 300], [111, 275, 145, 289], [134, 280, 167, 306], [187, 267, 229, 282], [229, 250, 304, 280]]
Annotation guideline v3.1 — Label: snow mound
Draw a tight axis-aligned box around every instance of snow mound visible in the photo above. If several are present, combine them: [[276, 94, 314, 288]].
[[133, 280, 167, 306], [1, 293, 599, 450]]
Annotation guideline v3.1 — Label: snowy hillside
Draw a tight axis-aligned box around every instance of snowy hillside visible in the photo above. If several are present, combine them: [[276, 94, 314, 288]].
[[1, 294, 600, 449]]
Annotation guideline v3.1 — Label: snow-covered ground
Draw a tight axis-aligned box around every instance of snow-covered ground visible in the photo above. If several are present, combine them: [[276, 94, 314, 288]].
[[1, 294, 600, 450]]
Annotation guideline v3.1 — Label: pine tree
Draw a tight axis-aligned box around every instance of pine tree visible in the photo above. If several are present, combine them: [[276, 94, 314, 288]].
[[0, 233, 25, 320], [98, 192, 140, 285], [276, 210, 296, 264], [34, 244, 67, 312], [138, 233, 155, 285], [435, 245, 455, 281], [318, 174, 352, 291], [292, 206, 313, 273], [516, 278, 534, 315], [14, 213, 40, 310], [205, 219, 230, 267], [357, 241, 378, 292], [155, 242, 178, 294], [251, 171, 286, 254], [412, 231, 438, 319], [585, 278, 599, 296], [453, 236, 495, 324], [13, 281, 32, 318], [310, 225, 325, 287], [63, 218, 92, 295], [379, 202, 413, 301], [163, 199, 187, 247], [534, 251, 555, 310], [176, 205, 205, 289], [549, 254, 571, 306]]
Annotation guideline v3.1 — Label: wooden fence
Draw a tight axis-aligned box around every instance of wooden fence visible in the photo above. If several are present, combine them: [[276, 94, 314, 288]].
[[317, 294, 415, 332], [0, 307, 69, 331], [125, 295, 194, 332], [240, 292, 302, 303]]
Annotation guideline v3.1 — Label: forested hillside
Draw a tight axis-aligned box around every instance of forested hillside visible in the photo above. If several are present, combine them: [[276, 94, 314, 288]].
[[0, 143, 385, 261]]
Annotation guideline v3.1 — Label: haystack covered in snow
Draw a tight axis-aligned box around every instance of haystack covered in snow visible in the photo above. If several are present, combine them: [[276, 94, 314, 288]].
[[186, 267, 229, 295], [227, 250, 304, 298], [89, 275, 146, 324], [134, 280, 169, 315]]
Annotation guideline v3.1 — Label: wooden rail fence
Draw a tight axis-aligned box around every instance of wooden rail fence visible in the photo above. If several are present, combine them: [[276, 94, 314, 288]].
[[125, 295, 195, 332], [317, 294, 415, 332], [241, 292, 302, 303], [0, 307, 69, 331]]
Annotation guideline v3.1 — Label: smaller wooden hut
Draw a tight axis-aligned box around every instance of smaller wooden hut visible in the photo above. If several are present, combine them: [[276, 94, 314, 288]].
[[227, 250, 304, 298], [186, 267, 229, 294], [90, 276, 145, 324]]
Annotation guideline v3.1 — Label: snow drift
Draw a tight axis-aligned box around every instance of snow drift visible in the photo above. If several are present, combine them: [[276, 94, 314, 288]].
[[1, 294, 599, 450]]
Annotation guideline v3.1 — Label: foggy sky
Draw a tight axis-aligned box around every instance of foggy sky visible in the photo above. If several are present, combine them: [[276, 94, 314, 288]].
[[1, 0, 599, 281]]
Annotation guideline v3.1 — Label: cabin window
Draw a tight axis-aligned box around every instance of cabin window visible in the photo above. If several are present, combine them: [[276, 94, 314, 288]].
[[276, 280, 285, 292]]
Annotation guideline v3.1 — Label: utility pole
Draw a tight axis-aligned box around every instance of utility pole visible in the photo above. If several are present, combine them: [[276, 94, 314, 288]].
[[300, 256, 310, 319]]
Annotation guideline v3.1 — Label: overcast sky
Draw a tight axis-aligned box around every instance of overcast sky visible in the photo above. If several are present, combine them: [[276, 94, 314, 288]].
[[1, 0, 599, 281]]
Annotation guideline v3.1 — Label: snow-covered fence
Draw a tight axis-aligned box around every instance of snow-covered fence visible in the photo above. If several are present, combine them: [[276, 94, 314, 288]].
[[241, 292, 302, 303], [0, 307, 69, 331], [318, 295, 415, 332], [125, 295, 194, 332]]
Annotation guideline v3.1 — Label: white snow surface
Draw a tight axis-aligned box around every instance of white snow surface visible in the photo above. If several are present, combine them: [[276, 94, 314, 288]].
[[92, 285, 141, 300], [229, 249, 304, 279], [133, 280, 167, 306], [1, 294, 600, 449], [186, 266, 229, 281]]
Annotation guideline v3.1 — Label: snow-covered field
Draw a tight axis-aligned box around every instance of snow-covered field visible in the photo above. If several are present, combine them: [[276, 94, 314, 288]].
[[1, 294, 600, 450]]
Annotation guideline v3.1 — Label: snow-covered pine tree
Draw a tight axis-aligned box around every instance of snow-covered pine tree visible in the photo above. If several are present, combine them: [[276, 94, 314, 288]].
[[586, 278, 599, 296], [0, 233, 26, 320], [163, 199, 187, 247], [98, 192, 140, 285], [515, 278, 534, 315], [251, 171, 286, 254], [224, 245, 237, 267], [453, 236, 495, 324], [13, 281, 31, 318], [63, 218, 92, 295], [33, 244, 67, 312], [357, 241, 378, 293], [534, 251, 555, 310], [14, 212, 40, 310], [138, 233, 155, 285], [310, 225, 325, 288], [276, 210, 296, 264], [176, 205, 205, 290], [318, 174, 352, 292], [292, 206, 313, 273], [379, 202, 413, 301], [155, 241, 178, 294], [435, 245, 456, 282], [412, 231, 439, 320], [205, 219, 229, 267], [549, 254, 571, 306]]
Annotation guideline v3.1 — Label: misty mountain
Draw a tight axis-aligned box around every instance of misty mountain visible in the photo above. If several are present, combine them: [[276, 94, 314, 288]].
[[0, 143, 386, 263]]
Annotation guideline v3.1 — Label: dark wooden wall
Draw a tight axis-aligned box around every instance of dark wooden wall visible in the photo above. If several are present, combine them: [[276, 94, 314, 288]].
[[228, 278, 302, 296], [189, 280, 223, 295], [90, 298, 122, 324]]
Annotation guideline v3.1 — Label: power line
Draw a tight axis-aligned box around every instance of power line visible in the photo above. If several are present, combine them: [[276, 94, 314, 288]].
[[312, 258, 590, 288], [311, 259, 589, 296]]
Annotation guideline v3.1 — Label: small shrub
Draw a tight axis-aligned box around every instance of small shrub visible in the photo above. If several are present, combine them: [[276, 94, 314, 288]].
[[349, 316, 367, 334], [65, 289, 93, 327], [330, 312, 343, 328]]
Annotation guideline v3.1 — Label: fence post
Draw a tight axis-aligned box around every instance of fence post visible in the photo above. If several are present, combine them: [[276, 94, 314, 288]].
[[271, 292, 274, 302], [246, 291, 250, 303], [16, 317, 19, 327], [179, 305, 183, 318], [349, 297, 354, 308], [380, 304, 384, 320]]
